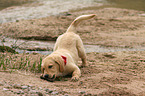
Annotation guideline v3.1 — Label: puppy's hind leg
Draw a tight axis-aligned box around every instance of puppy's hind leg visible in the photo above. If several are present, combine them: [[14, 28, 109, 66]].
[[76, 37, 87, 67]]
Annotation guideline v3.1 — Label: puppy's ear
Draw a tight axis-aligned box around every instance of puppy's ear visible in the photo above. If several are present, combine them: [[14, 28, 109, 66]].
[[53, 56, 65, 73]]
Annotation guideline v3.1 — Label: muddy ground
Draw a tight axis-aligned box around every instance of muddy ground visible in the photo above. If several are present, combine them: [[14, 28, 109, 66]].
[[0, 7, 145, 96]]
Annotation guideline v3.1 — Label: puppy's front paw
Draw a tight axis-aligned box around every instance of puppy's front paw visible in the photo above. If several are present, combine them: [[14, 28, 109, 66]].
[[71, 76, 79, 82]]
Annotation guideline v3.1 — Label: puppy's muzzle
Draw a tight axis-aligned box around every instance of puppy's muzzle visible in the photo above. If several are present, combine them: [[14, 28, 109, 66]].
[[40, 74, 56, 82], [44, 74, 49, 78]]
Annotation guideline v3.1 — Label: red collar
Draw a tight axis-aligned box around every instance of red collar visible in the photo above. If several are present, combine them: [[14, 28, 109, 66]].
[[61, 55, 67, 65]]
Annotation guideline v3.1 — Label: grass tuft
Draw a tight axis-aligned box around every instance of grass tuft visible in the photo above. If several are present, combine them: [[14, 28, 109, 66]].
[[0, 53, 43, 73]]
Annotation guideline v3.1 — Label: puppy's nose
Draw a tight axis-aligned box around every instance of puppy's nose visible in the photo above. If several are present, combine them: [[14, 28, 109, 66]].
[[44, 74, 49, 78]]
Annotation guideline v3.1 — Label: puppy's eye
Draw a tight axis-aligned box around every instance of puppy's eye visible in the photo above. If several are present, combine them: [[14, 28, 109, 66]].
[[48, 65, 53, 68]]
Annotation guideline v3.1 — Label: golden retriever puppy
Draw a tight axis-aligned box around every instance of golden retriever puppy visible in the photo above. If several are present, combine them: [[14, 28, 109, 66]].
[[40, 14, 95, 82]]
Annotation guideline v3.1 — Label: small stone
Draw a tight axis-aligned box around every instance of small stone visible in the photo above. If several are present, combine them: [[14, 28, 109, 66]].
[[13, 84, 21, 89], [0, 82, 3, 86], [17, 91, 21, 94], [39, 87, 42, 90], [3, 88, 9, 91], [84, 93, 92, 96], [21, 85, 28, 89], [79, 81, 83, 85], [28, 85, 33, 87], [5, 84, 11, 88], [17, 90, 24, 94], [83, 86, 87, 88], [51, 91, 59, 95], [37, 92, 43, 96], [30, 90, 38, 94], [64, 94, 69, 96], [49, 90, 53, 93], [45, 88, 49, 92], [11, 89, 18, 93], [20, 90, 25, 94], [27, 87, 31, 91], [30, 94, 37, 96], [45, 89, 53, 93], [23, 89, 29, 93], [12, 89, 24, 94], [140, 14, 145, 17], [79, 91, 86, 94]]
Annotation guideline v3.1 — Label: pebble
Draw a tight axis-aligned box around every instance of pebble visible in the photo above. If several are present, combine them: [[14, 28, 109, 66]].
[[79, 91, 86, 94], [27, 87, 31, 91], [37, 92, 43, 96], [2, 83, 70, 96], [45, 88, 53, 93], [51, 91, 59, 95], [17, 90, 24, 94], [5, 84, 11, 88], [29, 85, 33, 87], [140, 14, 145, 17], [29, 90, 38, 94], [39, 87, 42, 90], [21, 85, 28, 89], [64, 94, 70, 96], [13, 84, 21, 89], [84, 93, 92, 96], [0, 82, 4, 86], [3, 88, 9, 91], [45, 88, 49, 91]]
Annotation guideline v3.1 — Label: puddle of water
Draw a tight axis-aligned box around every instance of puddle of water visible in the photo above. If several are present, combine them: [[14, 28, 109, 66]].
[[15, 45, 145, 55], [85, 45, 145, 53], [1, 37, 145, 55], [0, 37, 54, 55], [16, 49, 53, 55]]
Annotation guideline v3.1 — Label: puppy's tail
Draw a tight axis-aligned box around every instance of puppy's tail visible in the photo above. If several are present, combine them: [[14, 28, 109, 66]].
[[66, 14, 96, 33]]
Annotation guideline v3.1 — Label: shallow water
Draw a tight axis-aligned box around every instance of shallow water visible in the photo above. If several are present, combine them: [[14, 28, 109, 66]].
[[1, 37, 145, 55]]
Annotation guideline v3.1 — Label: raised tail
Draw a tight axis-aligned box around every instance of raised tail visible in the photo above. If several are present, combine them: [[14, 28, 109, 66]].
[[66, 14, 96, 33]]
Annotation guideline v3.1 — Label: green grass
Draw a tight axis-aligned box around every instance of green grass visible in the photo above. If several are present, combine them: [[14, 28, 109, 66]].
[[0, 53, 43, 73], [0, 46, 18, 53]]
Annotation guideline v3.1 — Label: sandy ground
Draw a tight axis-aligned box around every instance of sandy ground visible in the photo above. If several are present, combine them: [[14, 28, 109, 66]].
[[0, 7, 145, 96], [0, 51, 145, 96]]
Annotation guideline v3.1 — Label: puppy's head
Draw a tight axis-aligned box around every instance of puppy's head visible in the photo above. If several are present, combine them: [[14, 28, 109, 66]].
[[41, 54, 65, 82]]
